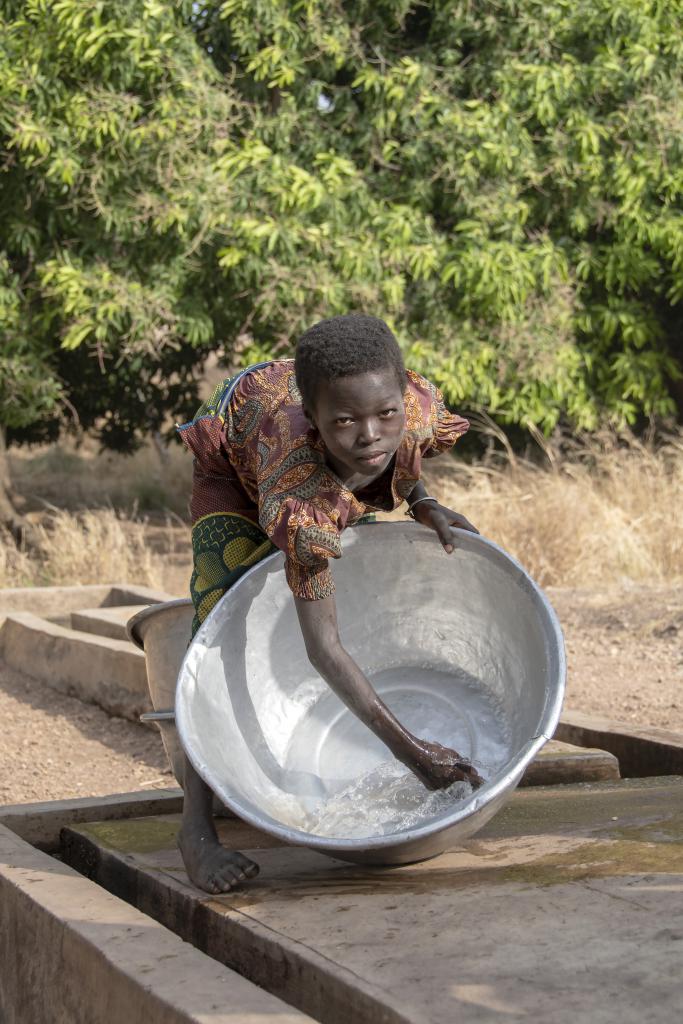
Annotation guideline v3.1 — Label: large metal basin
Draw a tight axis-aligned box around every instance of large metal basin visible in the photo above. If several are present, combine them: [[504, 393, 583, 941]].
[[176, 523, 565, 865]]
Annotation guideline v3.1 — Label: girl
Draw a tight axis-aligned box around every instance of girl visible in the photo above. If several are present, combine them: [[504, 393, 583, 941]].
[[178, 313, 480, 893]]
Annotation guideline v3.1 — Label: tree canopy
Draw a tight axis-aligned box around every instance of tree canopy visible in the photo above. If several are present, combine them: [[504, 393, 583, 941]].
[[1, 0, 682, 457]]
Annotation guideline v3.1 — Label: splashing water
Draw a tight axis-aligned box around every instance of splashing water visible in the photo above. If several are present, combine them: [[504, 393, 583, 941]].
[[303, 760, 485, 840]]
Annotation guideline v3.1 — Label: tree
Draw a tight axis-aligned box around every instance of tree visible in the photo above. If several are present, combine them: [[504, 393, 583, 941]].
[[0, 0, 232, 528], [195, 0, 683, 430], [1, 1, 682, 530]]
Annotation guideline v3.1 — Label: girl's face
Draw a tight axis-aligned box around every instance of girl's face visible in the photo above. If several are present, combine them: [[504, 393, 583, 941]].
[[307, 368, 406, 483]]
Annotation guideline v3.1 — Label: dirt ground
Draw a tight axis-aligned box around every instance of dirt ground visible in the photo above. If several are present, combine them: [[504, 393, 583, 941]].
[[1, 584, 681, 806], [0, 664, 173, 805], [548, 584, 682, 728]]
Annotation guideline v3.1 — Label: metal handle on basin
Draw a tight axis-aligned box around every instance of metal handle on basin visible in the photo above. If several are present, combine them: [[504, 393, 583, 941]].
[[140, 709, 176, 722]]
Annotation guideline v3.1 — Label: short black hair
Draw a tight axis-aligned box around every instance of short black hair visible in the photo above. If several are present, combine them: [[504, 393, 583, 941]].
[[295, 313, 407, 412]]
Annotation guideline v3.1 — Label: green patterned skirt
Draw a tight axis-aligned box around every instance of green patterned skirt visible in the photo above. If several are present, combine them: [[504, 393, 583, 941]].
[[190, 512, 275, 638]]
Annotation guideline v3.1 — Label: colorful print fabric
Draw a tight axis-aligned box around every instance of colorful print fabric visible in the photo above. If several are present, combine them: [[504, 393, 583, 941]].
[[189, 511, 275, 637], [179, 359, 468, 603]]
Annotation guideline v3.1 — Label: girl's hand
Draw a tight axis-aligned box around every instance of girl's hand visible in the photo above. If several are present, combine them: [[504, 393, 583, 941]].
[[410, 739, 484, 790], [413, 501, 479, 553]]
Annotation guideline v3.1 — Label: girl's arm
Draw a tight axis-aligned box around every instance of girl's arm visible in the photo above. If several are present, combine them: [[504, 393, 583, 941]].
[[294, 592, 482, 789]]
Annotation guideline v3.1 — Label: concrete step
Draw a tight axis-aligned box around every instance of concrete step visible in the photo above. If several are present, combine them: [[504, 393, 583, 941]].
[[520, 738, 619, 785], [70, 605, 149, 642]]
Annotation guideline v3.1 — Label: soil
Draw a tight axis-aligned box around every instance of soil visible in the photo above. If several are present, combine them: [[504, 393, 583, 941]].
[[548, 584, 683, 730], [0, 664, 173, 806], [1, 585, 681, 806]]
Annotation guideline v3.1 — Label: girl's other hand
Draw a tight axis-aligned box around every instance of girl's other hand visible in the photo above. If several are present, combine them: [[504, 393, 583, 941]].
[[414, 501, 479, 554]]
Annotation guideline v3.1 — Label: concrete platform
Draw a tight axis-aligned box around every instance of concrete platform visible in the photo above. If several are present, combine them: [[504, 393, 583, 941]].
[[61, 777, 683, 1024], [0, 583, 176, 721], [0, 612, 150, 719]]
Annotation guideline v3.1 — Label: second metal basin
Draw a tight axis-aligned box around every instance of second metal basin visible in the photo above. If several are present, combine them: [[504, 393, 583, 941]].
[[176, 522, 566, 865], [127, 598, 194, 785]]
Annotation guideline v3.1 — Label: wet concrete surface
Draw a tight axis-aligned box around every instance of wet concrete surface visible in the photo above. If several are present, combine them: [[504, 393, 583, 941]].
[[61, 777, 683, 1024]]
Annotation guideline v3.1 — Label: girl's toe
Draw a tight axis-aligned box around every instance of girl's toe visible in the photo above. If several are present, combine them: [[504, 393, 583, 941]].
[[233, 852, 259, 878], [217, 867, 242, 890]]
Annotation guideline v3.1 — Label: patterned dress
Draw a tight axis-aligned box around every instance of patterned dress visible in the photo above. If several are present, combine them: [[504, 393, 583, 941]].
[[178, 360, 468, 636]]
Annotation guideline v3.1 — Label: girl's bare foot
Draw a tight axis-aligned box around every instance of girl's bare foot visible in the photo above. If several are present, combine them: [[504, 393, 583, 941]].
[[179, 754, 259, 894], [177, 821, 258, 894]]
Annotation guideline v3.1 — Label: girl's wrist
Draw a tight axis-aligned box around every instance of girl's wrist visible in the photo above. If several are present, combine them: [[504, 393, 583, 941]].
[[378, 718, 421, 765], [413, 501, 441, 527], [390, 732, 427, 770], [405, 495, 438, 520]]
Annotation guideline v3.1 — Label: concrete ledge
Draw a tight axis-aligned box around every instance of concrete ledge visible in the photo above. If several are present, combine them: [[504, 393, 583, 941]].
[[0, 789, 184, 852], [0, 824, 312, 1024], [0, 583, 173, 620], [104, 584, 176, 608], [556, 709, 683, 777], [0, 612, 150, 720]]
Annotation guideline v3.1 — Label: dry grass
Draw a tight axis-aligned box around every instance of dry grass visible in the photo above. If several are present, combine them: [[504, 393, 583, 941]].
[[0, 509, 163, 590], [8, 441, 192, 517], [424, 426, 683, 587], [0, 538, 32, 590], [3, 428, 682, 590]]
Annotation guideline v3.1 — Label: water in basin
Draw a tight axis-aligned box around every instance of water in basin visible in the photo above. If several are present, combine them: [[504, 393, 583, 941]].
[[281, 665, 511, 840]]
